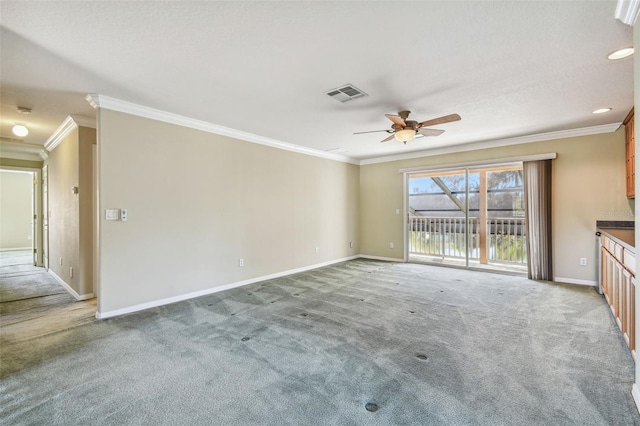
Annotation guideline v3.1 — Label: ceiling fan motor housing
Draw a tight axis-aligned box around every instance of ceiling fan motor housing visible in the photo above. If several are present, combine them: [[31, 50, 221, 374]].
[[405, 120, 419, 130]]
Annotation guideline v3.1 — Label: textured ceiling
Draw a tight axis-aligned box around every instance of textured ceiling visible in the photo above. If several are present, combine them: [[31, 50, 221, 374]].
[[0, 1, 634, 161]]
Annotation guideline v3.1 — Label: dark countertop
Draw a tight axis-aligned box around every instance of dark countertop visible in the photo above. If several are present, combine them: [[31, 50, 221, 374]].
[[599, 227, 635, 252], [596, 220, 634, 229]]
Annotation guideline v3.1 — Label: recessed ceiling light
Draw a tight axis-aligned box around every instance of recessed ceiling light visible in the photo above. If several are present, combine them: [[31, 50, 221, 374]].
[[12, 124, 29, 137], [608, 47, 634, 60], [592, 108, 612, 114]]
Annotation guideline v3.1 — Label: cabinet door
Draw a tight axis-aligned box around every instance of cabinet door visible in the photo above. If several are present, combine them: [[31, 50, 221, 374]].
[[600, 248, 611, 301], [602, 248, 612, 303], [622, 269, 631, 336], [630, 276, 636, 353], [612, 258, 624, 319]]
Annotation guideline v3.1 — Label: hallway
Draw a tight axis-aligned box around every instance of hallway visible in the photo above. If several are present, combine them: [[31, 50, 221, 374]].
[[0, 250, 96, 346]]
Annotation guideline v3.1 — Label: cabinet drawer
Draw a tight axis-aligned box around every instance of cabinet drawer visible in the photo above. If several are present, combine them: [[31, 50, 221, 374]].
[[624, 249, 636, 274]]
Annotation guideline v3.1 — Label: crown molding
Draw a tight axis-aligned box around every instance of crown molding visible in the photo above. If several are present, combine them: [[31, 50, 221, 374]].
[[0, 139, 43, 153], [0, 138, 45, 161], [359, 123, 621, 166], [44, 115, 96, 152], [0, 150, 42, 162], [71, 114, 96, 129], [85, 94, 359, 165], [615, 0, 640, 25], [83, 93, 623, 167]]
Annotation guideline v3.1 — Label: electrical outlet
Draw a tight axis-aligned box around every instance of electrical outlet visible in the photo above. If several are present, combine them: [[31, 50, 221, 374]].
[[350, 241, 353, 248], [69, 266, 73, 278], [59, 257, 62, 265], [395, 209, 400, 215], [390, 242, 394, 249], [315, 247, 319, 254], [239, 258, 244, 267], [580, 258, 587, 266]]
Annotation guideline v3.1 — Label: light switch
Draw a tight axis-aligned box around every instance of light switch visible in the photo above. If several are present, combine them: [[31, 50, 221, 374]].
[[105, 209, 119, 220], [120, 209, 128, 221]]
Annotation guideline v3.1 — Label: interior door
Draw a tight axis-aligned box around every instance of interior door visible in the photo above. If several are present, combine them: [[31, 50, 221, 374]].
[[31, 172, 37, 265], [42, 165, 49, 270]]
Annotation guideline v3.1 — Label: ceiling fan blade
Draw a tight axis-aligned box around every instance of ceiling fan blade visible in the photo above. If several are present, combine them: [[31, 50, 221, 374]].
[[380, 134, 396, 143], [385, 114, 406, 127], [354, 129, 391, 135], [419, 113, 461, 127], [418, 128, 445, 137]]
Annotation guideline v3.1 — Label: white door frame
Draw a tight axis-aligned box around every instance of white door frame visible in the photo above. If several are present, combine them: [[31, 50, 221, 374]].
[[0, 166, 43, 266]]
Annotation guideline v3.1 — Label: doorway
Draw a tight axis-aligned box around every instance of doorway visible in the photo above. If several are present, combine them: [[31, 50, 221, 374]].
[[0, 168, 41, 266], [42, 165, 48, 270], [406, 164, 527, 273]]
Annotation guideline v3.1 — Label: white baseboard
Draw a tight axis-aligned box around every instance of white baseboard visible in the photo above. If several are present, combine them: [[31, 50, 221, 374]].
[[358, 255, 405, 262], [96, 255, 360, 319], [633, 384, 640, 414], [0, 247, 31, 252], [553, 276, 597, 287], [48, 269, 94, 301]]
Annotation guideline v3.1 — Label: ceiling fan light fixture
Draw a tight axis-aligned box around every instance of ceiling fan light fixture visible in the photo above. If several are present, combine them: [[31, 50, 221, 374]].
[[395, 128, 416, 143], [12, 124, 29, 137]]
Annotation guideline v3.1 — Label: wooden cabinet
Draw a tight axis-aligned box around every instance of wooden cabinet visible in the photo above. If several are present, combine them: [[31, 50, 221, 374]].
[[625, 107, 635, 199], [601, 234, 636, 359]]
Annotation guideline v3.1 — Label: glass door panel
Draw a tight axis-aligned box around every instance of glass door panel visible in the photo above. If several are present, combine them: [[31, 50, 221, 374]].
[[408, 165, 526, 273], [408, 169, 469, 266]]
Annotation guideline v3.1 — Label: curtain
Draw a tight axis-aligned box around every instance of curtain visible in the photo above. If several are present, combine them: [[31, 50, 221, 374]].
[[523, 160, 552, 280]]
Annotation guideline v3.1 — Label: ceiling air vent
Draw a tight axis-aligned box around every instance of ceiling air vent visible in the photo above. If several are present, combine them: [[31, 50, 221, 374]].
[[325, 84, 368, 103]]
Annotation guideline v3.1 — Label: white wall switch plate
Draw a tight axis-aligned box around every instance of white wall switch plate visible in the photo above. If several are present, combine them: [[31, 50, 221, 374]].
[[390, 242, 394, 249], [580, 258, 587, 266], [239, 258, 244, 267], [105, 209, 119, 220]]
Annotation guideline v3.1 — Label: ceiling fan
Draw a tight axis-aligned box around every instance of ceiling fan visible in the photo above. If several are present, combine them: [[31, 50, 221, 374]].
[[354, 110, 461, 144]]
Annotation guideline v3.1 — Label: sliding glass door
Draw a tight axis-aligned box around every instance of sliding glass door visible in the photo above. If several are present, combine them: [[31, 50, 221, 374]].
[[407, 164, 527, 273]]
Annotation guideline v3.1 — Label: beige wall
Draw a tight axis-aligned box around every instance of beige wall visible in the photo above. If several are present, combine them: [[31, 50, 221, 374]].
[[78, 127, 96, 296], [46, 126, 95, 297], [97, 109, 360, 314], [360, 129, 631, 284], [47, 128, 79, 291], [0, 170, 33, 249], [0, 158, 43, 169]]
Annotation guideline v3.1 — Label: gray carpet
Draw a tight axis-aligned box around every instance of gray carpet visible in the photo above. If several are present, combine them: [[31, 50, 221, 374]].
[[1, 259, 638, 425], [0, 250, 75, 317]]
